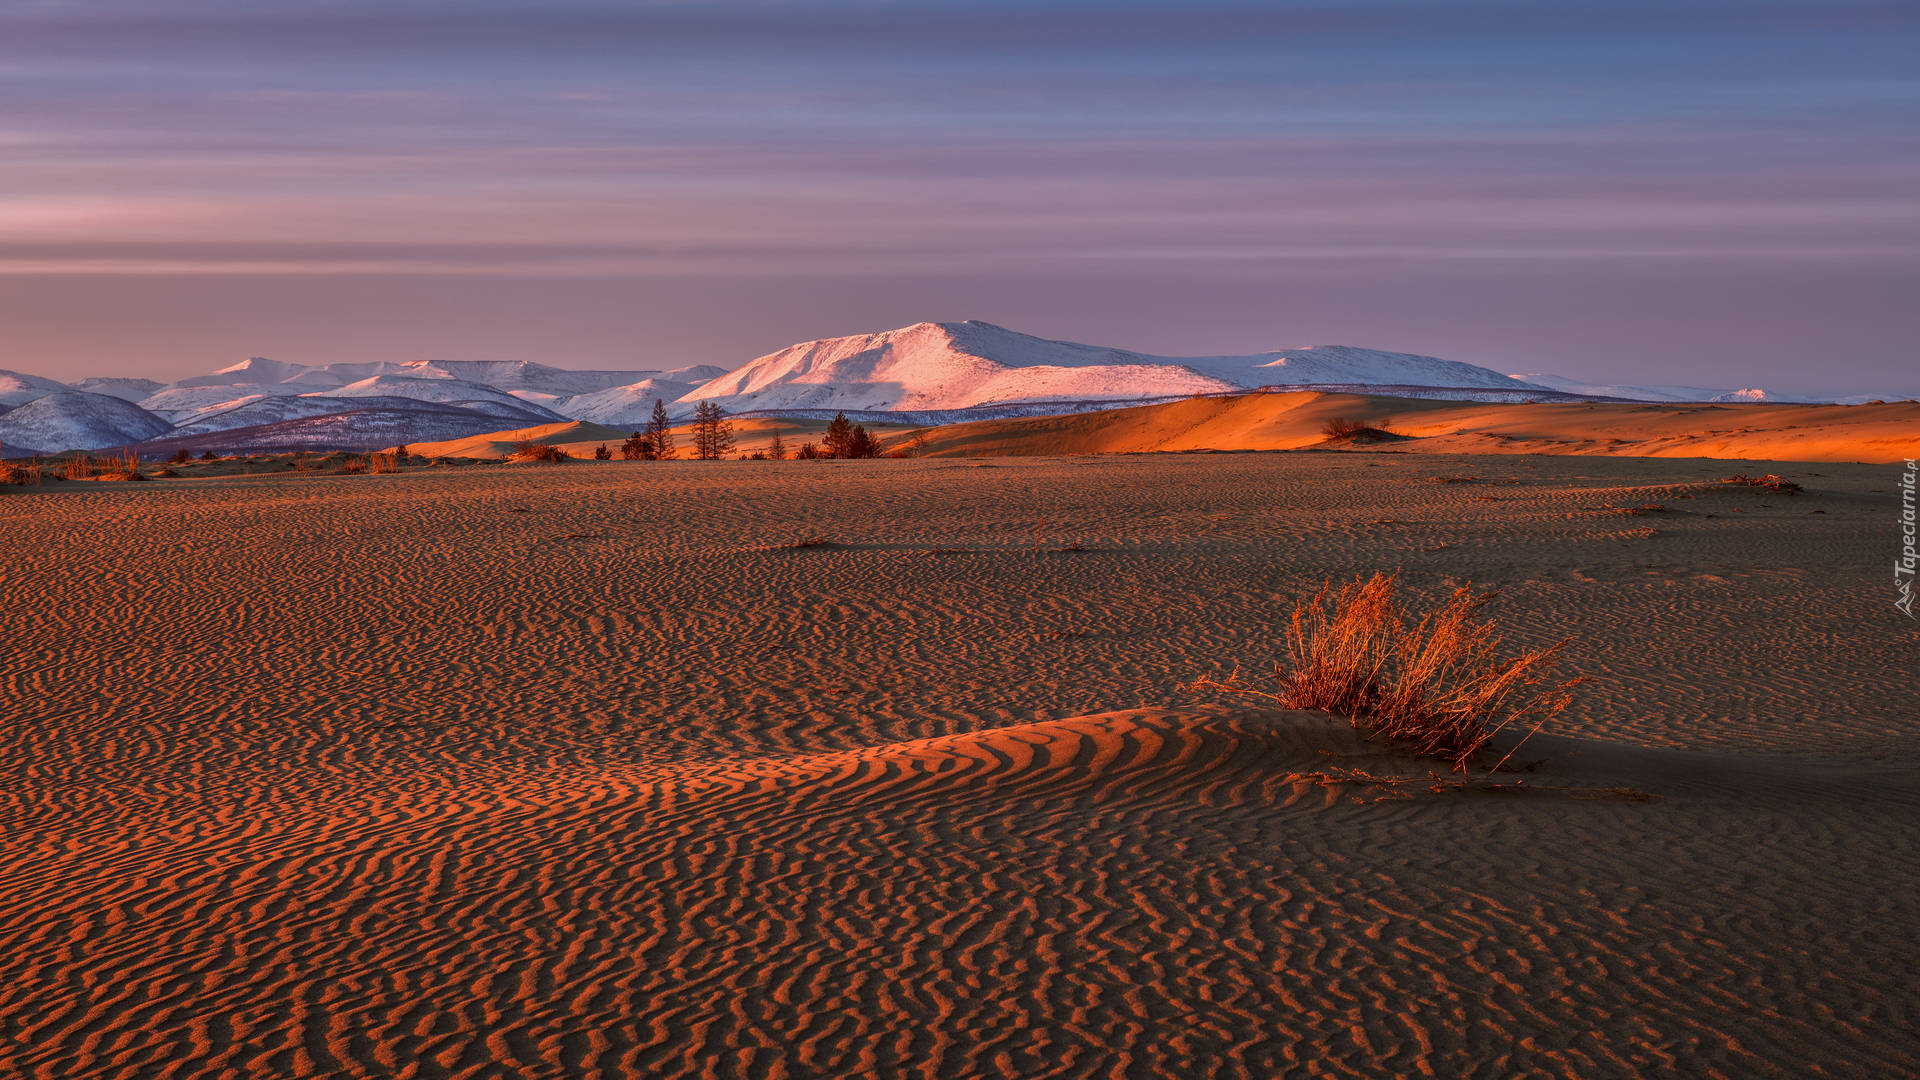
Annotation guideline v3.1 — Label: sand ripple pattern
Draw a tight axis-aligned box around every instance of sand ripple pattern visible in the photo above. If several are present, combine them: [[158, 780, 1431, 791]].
[[2, 456, 1916, 1078]]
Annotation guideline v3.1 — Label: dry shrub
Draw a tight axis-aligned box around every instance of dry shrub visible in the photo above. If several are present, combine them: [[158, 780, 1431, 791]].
[[341, 458, 366, 474], [0, 460, 42, 486], [83, 449, 145, 481], [507, 441, 568, 464], [1192, 572, 1584, 768], [1723, 473, 1802, 495], [367, 451, 400, 473], [1322, 416, 1399, 441]]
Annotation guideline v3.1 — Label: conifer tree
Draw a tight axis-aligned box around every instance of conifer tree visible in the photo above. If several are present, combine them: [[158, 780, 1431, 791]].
[[647, 399, 675, 460], [767, 432, 787, 460], [620, 431, 652, 460], [847, 424, 878, 459], [691, 401, 736, 460], [823, 411, 855, 458]]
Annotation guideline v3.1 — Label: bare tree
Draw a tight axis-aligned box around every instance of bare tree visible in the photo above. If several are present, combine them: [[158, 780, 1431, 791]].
[[906, 428, 931, 456], [691, 401, 736, 460], [647, 399, 676, 460]]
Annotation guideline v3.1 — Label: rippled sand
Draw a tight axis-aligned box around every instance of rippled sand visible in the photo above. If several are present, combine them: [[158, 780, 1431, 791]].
[[3, 453, 1915, 1078]]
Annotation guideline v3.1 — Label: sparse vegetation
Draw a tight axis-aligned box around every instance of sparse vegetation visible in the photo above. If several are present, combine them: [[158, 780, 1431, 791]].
[[1322, 416, 1399, 441], [767, 432, 787, 460], [0, 460, 42, 485], [1188, 572, 1585, 769], [795, 441, 823, 460], [200, 450, 218, 462], [506, 442, 567, 464], [1723, 473, 1802, 494], [621, 431, 654, 460], [594, 443, 612, 460], [170, 449, 192, 464]]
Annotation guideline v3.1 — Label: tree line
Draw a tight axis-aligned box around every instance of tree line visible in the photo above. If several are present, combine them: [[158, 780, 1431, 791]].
[[598, 406, 918, 461]]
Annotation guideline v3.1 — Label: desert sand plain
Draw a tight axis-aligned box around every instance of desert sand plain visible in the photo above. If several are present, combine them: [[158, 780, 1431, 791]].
[[2, 446, 1917, 1079]]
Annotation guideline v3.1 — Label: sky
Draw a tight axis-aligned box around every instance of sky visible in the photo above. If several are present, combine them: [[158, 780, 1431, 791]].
[[2, 0, 1915, 396]]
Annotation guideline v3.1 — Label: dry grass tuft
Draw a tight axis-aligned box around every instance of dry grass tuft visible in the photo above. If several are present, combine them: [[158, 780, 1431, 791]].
[[1189, 572, 1585, 769], [1722, 473, 1802, 494], [367, 451, 401, 473]]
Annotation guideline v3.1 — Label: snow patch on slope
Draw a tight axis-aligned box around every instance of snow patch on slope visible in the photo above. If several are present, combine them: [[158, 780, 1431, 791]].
[[0, 392, 173, 451], [74, 378, 165, 402], [0, 369, 72, 409], [561, 380, 703, 425]]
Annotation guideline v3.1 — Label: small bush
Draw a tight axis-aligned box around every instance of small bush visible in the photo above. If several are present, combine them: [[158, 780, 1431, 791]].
[[170, 449, 191, 464], [1321, 416, 1399, 442], [1723, 473, 1802, 495], [507, 441, 569, 464], [594, 443, 612, 460], [201, 450, 218, 462], [1190, 572, 1584, 768]]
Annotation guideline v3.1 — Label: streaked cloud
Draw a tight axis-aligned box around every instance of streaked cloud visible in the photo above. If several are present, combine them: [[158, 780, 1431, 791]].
[[0, 0, 1913, 391]]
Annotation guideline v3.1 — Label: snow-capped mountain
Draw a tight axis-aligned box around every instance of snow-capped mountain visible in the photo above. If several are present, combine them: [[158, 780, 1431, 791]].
[[681, 322, 1551, 415], [559, 379, 705, 425], [316, 376, 569, 420], [0, 369, 73, 409], [13, 323, 1903, 454], [0, 391, 174, 453], [72, 377, 165, 403], [161, 393, 551, 438], [140, 383, 315, 422], [1509, 374, 1780, 403]]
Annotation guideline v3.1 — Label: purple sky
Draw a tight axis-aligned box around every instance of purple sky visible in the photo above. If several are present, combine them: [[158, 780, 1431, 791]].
[[2, 0, 1915, 396]]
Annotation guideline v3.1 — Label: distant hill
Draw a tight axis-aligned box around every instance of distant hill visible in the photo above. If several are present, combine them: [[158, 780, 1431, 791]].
[[0, 392, 173, 454], [9, 322, 1909, 454], [132, 404, 543, 456]]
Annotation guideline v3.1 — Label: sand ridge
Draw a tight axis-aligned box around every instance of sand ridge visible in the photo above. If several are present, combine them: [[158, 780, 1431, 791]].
[[908, 391, 1920, 463], [2, 454, 1916, 1077]]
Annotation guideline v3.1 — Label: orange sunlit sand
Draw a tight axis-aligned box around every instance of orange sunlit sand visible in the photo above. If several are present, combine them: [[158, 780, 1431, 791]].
[[908, 390, 1920, 462], [3, 442, 1916, 1076]]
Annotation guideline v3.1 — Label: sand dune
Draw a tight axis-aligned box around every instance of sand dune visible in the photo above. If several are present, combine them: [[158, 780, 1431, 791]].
[[912, 391, 1920, 463], [3, 454, 1915, 1077]]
